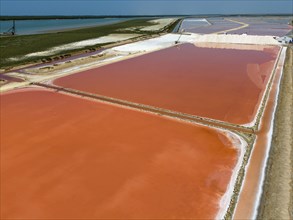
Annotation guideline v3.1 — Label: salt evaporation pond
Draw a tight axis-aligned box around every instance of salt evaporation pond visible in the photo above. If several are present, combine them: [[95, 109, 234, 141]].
[[178, 18, 210, 33], [230, 17, 293, 36], [54, 43, 280, 125], [1, 88, 240, 219], [179, 17, 292, 36], [181, 17, 241, 34]]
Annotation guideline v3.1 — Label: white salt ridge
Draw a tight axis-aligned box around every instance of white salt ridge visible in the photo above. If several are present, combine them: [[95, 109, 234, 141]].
[[108, 34, 183, 53], [180, 18, 211, 29], [104, 33, 280, 56], [216, 131, 247, 220], [23, 34, 140, 58], [191, 33, 280, 45], [184, 18, 209, 22]]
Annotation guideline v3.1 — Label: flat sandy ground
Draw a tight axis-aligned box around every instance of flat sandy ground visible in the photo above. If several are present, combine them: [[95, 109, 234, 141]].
[[257, 46, 293, 219]]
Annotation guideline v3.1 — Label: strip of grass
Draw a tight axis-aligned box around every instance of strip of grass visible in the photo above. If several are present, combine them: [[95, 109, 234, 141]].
[[0, 18, 180, 69]]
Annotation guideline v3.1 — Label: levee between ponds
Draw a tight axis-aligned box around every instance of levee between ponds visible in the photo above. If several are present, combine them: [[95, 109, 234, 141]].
[[33, 82, 254, 135]]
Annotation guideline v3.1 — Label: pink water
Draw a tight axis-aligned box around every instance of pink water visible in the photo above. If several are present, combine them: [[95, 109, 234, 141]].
[[54, 43, 280, 125]]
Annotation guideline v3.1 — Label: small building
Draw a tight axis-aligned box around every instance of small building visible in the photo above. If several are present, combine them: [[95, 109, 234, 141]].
[[275, 36, 293, 44]]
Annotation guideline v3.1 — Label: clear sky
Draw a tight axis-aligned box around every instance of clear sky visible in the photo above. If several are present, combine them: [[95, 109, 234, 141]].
[[1, 0, 292, 16]]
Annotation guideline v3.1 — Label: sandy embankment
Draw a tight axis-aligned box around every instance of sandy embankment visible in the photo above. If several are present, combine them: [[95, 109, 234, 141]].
[[140, 18, 176, 31], [257, 46, 293, 219], [120, 18, 177, 32], [6, 34, 141, 62]]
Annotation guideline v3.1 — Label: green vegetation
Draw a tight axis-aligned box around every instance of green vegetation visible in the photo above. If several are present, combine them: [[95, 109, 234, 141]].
[[0, 18, 180, 69]]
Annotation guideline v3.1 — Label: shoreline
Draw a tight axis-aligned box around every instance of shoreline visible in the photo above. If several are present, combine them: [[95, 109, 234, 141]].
[[34, 18, 134, 35], [0, 18, 131, 36]]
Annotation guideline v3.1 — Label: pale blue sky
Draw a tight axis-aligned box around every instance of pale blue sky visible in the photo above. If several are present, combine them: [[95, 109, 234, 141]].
[[1, 0, 292, 16]]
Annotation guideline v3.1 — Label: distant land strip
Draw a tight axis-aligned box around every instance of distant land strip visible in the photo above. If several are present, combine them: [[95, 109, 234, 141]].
[[1, 14, 292, 20]]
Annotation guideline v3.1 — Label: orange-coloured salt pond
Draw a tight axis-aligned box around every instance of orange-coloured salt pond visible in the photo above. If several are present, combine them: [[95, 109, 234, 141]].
[[1, 88, 239, 219], [54, 43, 280, 125], [234, 47, 287, 219]]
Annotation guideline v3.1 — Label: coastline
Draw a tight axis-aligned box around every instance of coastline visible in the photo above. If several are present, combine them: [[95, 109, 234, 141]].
[[35, 18, 134, 35]]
